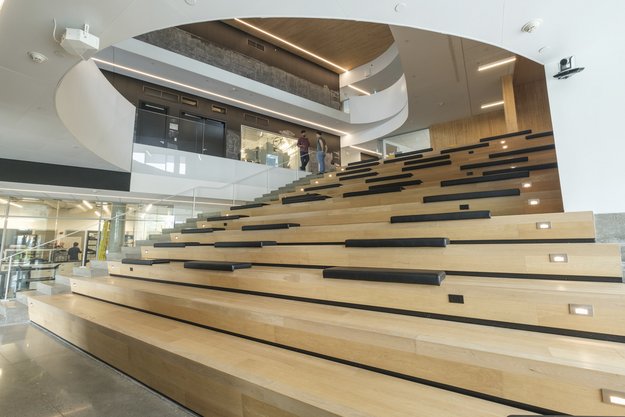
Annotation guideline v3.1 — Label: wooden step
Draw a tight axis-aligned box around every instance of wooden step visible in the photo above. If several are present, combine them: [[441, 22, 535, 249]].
[[106, 262, 625, 338], [67, 276, 625, 415], [29, 294, 524, 417]]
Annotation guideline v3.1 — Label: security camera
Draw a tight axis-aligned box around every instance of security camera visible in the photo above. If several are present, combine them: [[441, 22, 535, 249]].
[[554, 56, 585, 79]]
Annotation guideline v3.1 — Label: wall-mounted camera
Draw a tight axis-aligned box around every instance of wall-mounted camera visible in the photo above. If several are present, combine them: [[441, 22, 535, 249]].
[[554, 56, 585, 80]]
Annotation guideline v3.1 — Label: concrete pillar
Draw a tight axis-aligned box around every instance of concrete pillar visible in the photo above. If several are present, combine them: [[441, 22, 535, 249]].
[[107, 203, 126, 260]]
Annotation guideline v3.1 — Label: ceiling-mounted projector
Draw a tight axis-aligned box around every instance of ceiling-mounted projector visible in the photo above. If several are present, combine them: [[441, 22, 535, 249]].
[[60, 24, 99, 58]]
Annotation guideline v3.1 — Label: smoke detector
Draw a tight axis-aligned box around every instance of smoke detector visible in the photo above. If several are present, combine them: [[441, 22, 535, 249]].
[[521, 19, 543, 33], [27, 51, 48, 64]]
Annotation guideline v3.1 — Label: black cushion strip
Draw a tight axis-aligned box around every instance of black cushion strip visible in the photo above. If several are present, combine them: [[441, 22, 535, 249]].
[[339, 172, 379, 181], [451, 238, 595, 244], [242, 223, 300, 231], [214, 241, 277, 248], [323, 267, 445, 286], [206, 214, 248, 221], [479, 129, 532, 142], [440, 142, 489, 154], [423, 189, 520, 203], [345, 161, 379, 170], [230, 202, 268, 211], [391, 210, 491, 223], [483, 162, 558, 176], [395, 147, 433, 157], [153, 242, 200, 248], [403, 154, 451, 166], [441, 171, 529, 187], [366, 173, 413, 183], [369, 179, 422, 190], [489, 144, 555, 158], [184, 260, 252, 271], [402, 160, 452, 172], [460, 157, 528, 170], [337, 167, 372, 176], [347, 157, 380, 166], [343, 186, 404, 198], [181, 227, 225, 234], [282, 194, 331, 205], [526, 131, 553, 140], [383, 154, 424, 164], [345, 238, 449, 248], [121, 258, 170, 265], [304, 183, 343, 191]]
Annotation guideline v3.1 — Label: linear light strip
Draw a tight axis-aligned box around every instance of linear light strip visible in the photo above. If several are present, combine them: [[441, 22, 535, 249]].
[[234, 18, 349, 73], [92, 58, 348, 136], [347, 84, 371, 96], [480, 100, 504, 109], [478, 56, 517, 71], [351, 145, 382, 156]]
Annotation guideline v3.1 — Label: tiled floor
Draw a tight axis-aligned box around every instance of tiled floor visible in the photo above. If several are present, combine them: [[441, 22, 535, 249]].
[[0, 322, 197, 417]]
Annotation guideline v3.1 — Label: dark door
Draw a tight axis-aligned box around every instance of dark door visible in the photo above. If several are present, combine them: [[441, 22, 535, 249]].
[[136, 102, 168, 147]]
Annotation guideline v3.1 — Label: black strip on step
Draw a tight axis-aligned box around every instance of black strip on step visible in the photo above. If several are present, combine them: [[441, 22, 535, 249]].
[[184, 260, 252, 271], [423, 189, 520, 203], [206, 214, 248, 221], [181, 227, 225, 234], [230, 203, 268, 211], [489, 144, 555, 158], [526, 131, 553, 140], [121, 258, 170, 265], [214, 241, 277, 248], [395, 147, 433, 157], [391, 210, 491, 223], [479, 129, 532, 142], [153, 242, 201, 248], [282, 194, 331, 205], [343, 186, 404, 198], [483, 162, 558, 176], [242, 223, 300, 231], [383, 154, 423, 164], [304, 183, 343, 191], [366, 173, 413, 183], [402, 160, 452, 172], [339, 172, 378, 181], [403, 154, 450, 166], [347, 157, 380, 166], [460, 156, 528, 170], [446, 270, 622, 283], [368, 179, 422, 190], [345, 238, 448, 248], [337, 167, 371, 176], [441, 171, 529, 187], [440, 142, 489, 154], [345, 161, 379, 170], [324, 267, 445, 286]]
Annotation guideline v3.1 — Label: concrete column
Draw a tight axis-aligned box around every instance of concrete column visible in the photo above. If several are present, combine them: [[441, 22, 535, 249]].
[[107, 203, 126, 260]]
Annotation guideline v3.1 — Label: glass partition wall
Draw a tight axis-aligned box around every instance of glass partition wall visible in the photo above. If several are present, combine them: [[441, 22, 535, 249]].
[[240, 126, 300, 169]]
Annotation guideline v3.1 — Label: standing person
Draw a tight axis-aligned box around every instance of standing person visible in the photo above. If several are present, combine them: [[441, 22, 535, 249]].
[[67, 242, 82, 262], [297, 130, 310, 171], [316, 131, 328, 174]]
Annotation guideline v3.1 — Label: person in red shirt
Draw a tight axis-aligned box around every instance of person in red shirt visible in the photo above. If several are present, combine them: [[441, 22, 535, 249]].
[[297, 130, 310, 171]]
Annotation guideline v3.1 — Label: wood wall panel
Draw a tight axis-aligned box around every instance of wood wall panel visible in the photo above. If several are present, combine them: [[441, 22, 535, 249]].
[[429, 110, 507, 150], [515, 80, 553, 133]]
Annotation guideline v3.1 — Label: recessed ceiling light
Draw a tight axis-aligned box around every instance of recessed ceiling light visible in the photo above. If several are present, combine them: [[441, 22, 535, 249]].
[[478, 56, 516, 72], [82, 200, 93, 209], [92, 58, 348, 136], [234, 18, 348, 72], [481, 100, 505, 109], [350, 145, 382, 156], [347, 85, 371, 96], [27, 51, 48, 64], [9, 202, 23, 208]]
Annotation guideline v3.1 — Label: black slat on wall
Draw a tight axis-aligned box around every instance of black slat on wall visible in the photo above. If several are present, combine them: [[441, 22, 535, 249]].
[[0, 158, 131, 191]]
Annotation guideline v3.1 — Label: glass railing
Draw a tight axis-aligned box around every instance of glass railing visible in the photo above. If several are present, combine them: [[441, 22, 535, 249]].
[[0, 154, 313, 300]]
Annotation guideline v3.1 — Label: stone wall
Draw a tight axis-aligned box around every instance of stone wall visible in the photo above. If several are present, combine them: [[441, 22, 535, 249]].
[[136, 28, 340, 109], [594, 213, 625, 275]]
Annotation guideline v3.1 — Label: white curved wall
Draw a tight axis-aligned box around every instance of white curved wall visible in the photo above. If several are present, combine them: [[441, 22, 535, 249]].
[[346, 75, 407, 125], [55, 60, 135, 171]]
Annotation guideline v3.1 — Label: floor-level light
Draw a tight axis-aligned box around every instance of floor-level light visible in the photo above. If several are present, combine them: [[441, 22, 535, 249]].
[[568, 304, 593, 316], [535, 221, 551, 230]]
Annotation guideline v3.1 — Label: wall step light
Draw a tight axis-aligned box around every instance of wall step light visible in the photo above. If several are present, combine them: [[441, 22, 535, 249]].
[[549, 253, 568, 263], [601, 389, 625, 406], [568, 304, 593, 316], [528, 199, 540, 206], [536, 221, 551, 230]]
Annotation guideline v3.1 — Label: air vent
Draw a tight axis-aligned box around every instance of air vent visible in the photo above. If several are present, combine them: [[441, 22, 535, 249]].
[[247, 39, 265, 51], [257, 117, 269, 126], [142, 85, 179, 103], [161, 91, 179, 103], [243, 113, 270, 127], [212, 105, 226, 114], [144, 86, 161, 98], [181, 96, 198, 107]]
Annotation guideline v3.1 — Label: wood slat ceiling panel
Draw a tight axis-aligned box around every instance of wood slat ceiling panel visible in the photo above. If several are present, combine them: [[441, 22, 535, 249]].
[[224, 18, 394, 73]]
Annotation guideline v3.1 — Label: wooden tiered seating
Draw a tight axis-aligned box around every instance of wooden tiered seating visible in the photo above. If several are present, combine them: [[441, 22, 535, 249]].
[[29, 129, 625, 416]]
